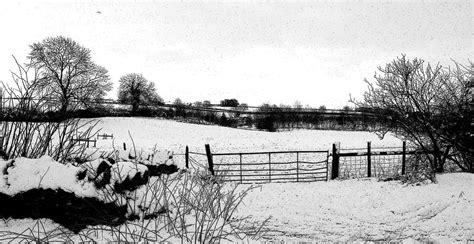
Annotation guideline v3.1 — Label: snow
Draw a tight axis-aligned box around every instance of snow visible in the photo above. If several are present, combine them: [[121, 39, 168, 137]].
[[91, 117, 402, 152], [1, 171, 472, 242], [82, 158, 109, 180], [0, 156, 97, 198], [1, 117, 472, 242], [109, 146, 173, 164], [86, 117, 402, 168], [1, 155, 160, 212], [0, 155, 175, 225], [109, 161, 148, 185], [239, 173, 474, 242]]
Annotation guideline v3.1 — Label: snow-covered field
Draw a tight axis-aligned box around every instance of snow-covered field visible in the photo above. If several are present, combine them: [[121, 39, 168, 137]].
[[1, 171, 472, 242], [89, 117, 402, 167], [240, 173, 474, 242], [1, 117, 472, 242]]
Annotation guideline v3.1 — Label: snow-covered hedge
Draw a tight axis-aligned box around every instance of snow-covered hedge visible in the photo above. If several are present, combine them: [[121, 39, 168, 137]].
[[0, 153, 180, 232], [1, 156, 97, 197], [1, 154, 178, 198]]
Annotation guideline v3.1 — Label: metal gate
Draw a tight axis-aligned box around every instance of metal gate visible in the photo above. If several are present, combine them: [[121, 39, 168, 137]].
[[210, 149, 329, 184]]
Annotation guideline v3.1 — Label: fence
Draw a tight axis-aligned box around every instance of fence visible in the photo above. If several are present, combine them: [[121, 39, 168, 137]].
[[72, 138, 97, 148], [186, 144, 329, 184], [97, 133, 114, 139], [330, 141, 421, 179], [185, 146, 209, 172], [184, 141, 420, 184]]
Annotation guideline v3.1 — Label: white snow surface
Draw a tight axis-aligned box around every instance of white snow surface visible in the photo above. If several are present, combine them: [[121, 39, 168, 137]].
[[91, 117, 402, 152], [239, 173, 474, 242], [1, 156, 157, 210], [0, 155, 171, 221], [0, 172, 472, 242], [87, 117, 402, 168], [1, 118, 471, 242], [109, 161, 148, 185], [0, 156, 97, 198]]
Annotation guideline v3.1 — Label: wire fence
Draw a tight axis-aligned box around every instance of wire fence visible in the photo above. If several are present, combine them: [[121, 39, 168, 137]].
[[183, 141, 431, 183], [339, 154, 404, 179], [332, 141, 425, 179]]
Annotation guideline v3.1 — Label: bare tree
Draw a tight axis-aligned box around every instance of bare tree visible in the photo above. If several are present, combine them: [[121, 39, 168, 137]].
[[0, 56, 98, 162], [118, 73, 163, 113], [438, 61, 473, 172], [28, 36, 112, 114], [351, 55, 473, 177]]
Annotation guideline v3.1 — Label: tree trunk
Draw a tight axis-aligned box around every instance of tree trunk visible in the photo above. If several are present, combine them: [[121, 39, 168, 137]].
[[132, 102, 139, 114], [131, 95, 140, 114], [60, 98, 69, 117], [434, 165, 444, 173]]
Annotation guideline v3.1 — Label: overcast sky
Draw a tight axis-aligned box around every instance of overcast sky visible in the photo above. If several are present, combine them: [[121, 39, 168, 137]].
[[0, 0, 472, 108]]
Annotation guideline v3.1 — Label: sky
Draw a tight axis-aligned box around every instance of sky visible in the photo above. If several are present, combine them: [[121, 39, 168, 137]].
[[0, 0, 472, 108]]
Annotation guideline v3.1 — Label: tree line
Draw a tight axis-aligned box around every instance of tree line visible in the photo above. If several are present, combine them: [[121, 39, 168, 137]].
[[0, 36, 377, 128], [0, 36, 163, 118]]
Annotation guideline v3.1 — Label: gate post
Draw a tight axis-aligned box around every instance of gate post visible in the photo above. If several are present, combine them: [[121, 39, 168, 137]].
[[367, 141, 372, 177], [205, 144, 214, 175], [185, 146, 189, 169], [402, 141, 406, 175], [331, 143, 340, 179]]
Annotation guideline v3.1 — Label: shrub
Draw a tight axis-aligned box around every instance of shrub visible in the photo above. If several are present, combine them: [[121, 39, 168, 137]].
[[255, 115, 276, 132], [0, 167, 268, 242], [352, 55, 473, 179]]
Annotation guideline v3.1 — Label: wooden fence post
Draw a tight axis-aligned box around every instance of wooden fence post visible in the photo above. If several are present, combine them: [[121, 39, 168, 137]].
[[367, 141, 372, 178], [402, 141, 406, 175], [331, 143, 339, 179], [205, 144, 214, 175], [185, 146, 189, 169]]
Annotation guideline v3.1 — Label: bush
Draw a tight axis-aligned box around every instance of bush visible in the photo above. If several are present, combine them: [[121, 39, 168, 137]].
[[352, 55, 473, 179], [255, 115, 276, 132], [400, 152, 436, 184], [0, 167, 268, 242], [163, 170, 268, 242]]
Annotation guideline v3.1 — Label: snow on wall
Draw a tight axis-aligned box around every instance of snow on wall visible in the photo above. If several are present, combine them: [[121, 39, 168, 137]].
[[0, 156, 97, 198], [0, 154, 172, 199]]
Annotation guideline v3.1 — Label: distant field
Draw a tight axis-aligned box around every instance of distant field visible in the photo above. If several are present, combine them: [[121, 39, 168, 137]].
[[86, 117, 402, 167], [89, 117, 402, 152]]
